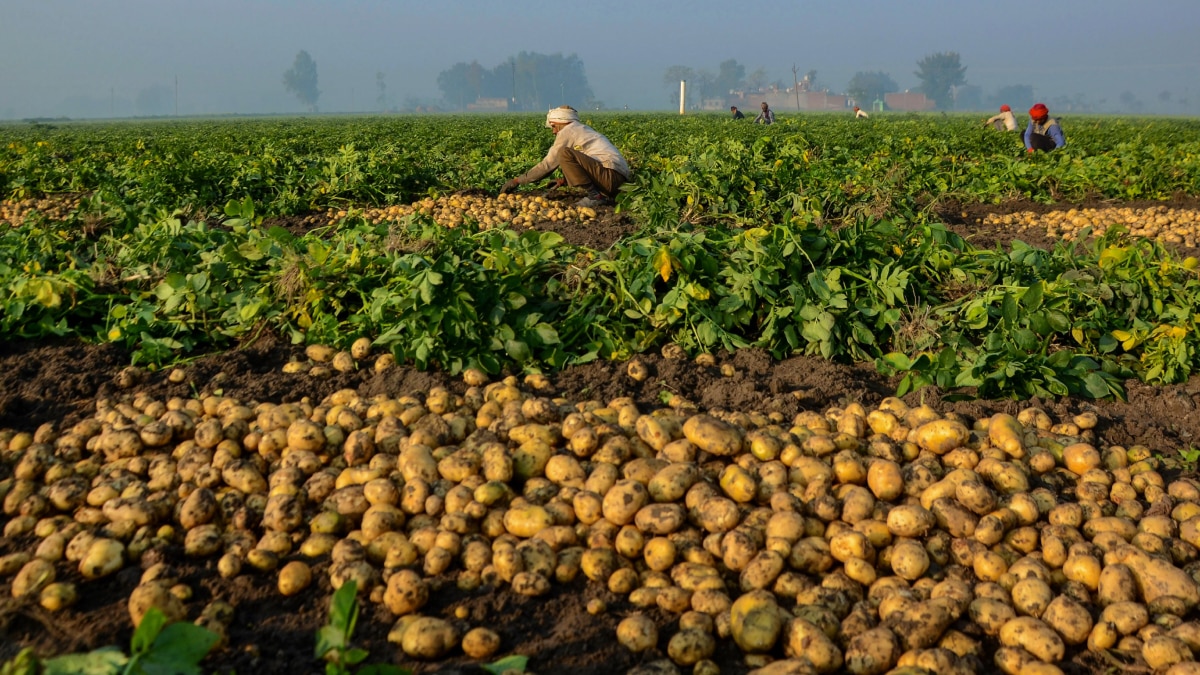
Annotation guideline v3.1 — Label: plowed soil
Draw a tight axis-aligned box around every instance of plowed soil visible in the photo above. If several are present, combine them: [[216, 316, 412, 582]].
[[2, 201, 1200, 675]]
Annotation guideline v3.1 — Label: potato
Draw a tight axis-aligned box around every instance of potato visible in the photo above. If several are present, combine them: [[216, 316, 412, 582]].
[[731, 591, 783, 653], [969, 598, 1016, 636], [890, 539, 929, 581], [1144, 635, 1193, 670], [461, 627, 500, 659], [602, 479, 649, 525], [12, 559, 55, 598], [1114, 545, 1200, 609], [993, 646, 1036, 675], [1100, 601, 1149, 635], [843, 626, 900, 675], [1038, 594, 1091, 645], [667, 628, 716, 666], [913, 419, 969, 455], [999, 616, 1064, 663], [782, 618, 842, 673], [503, 506, 554, 538], [891, 600, 953, 650], [39, 582, 77, 611], [79, 538, 124, 579], [682, 415, 743, 456], [400, 616, 458, 659], [987, 414, 1026, 458], [128, 580, 186, 626], [1010, 578, 1053, 618], [867, 460, 904, 501], [886, 505, 935, 538]]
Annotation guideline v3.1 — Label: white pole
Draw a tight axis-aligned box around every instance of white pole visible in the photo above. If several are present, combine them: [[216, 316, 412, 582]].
[[679, 80, 686, 115]]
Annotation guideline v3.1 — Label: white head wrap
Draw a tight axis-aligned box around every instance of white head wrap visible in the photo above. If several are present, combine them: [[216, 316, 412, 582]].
[[545, 106, 579, 127]]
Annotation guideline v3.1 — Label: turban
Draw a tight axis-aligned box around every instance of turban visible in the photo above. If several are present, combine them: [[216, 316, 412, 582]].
[[545, 106, 579, 127], [1029, 103, 1049, 119], [1000, 105, 1011, 112]]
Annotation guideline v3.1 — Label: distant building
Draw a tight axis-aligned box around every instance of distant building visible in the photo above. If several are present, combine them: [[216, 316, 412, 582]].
[[466, 97, 510, 112], [884, 92, 935, 111]]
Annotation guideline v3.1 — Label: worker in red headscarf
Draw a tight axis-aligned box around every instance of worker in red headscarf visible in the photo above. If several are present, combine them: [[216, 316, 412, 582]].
[[984, 104, 1018, 131], [853, 106, 870, 119], [1024, 103, 1066, 152]]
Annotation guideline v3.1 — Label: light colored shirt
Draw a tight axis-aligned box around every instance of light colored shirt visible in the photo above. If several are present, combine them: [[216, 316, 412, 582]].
[[986, 110, 1019, 131], [516, 122, 630, 184], [855, 109, 870, 119], [754, 109, 775, 124], [1024, 117, 1066, 149]]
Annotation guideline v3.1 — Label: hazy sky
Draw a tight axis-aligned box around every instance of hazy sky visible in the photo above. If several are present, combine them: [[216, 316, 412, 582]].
[[2, 0, 1198, 118]]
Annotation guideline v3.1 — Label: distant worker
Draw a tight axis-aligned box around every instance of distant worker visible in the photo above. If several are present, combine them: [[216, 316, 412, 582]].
[[499, 105, 631, 208], [730, 106, 745, 120], [754, 101, 775, 125], [854, 106, 870, 119], [1024, 103, 1066, 152], [984, 104, 1019, 131]]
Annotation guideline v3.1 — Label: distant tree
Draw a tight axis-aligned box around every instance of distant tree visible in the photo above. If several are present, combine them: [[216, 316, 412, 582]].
[[715, 59, 747, 95], [376, 72, 387, 111], [988, 84, 1034, 112], [954, 84, 983, 111], [914, 51, 966, 110], [694, 69, 716, 104], [846, 71, 897, 107], [283, 50, 320, 112], [663, 65, 695, 106], [1118, 90, 1143, 113], [438, 52, 592, 111], [135, 84, 173, 116], [805, 69, 818, 89], [745, 67, 768, 92]]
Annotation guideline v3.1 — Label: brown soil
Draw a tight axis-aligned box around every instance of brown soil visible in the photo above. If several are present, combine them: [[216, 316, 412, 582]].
[[3, 200, 1200, 674]]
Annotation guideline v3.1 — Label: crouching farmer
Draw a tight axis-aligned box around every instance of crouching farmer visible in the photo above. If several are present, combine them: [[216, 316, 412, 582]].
[[500, 105, 631, 207]]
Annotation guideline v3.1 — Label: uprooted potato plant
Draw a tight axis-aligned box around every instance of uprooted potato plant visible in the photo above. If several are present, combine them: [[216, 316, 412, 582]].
[[4, 368, 1200, 675]]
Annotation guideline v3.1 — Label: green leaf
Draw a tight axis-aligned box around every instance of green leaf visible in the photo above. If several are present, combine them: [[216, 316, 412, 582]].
[[482, 655, 529, 674], [532, 323, 559, 345], [1020, 281, 1043, 310], [505, 339, 531, 362], [141, 622, 220, 675], [1082, 371, 1111, 398], [42, 649, 128, 675], [131, 608, 168, 655]]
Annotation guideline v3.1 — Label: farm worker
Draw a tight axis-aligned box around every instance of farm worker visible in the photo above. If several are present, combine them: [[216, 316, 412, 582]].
[[984, 104, 1019, 131], [499, 105, 631, 208], [730, 106, 745, 120], [854, 106, 870, 119], [754, 101, 775, 125], [1024, 103, 1066, 152]]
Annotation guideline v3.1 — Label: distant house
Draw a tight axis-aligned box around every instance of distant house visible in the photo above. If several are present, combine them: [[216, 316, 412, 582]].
[[884, 92, 936, 111], [467, 97, 510, 112]]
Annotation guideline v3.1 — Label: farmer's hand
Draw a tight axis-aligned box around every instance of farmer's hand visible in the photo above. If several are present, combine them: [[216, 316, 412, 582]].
[[500, 178, 520, 194], [547, 177, 567, 189]]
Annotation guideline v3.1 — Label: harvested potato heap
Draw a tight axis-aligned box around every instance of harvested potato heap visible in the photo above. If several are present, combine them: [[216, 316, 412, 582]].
[[1, 195, 85, 227], [322, 193, 598, 231], [982, 205, 1200, 248], [7, 373, 1200, 674]]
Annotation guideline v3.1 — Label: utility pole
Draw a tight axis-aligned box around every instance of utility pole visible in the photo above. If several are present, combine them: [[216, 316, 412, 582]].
[[792, 64, 801, 111]]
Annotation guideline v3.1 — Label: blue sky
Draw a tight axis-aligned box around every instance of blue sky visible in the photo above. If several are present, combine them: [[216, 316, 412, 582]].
[[1, 0, 1198, 117]]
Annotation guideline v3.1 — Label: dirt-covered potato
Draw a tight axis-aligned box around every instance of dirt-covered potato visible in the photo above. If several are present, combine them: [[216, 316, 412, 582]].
[[400, 616, 458, 659], [730, 591, 783, 653], [783, 617, 842, 673], [682, 415, 743, 456], [128, 580, 186, 626], [1041, 594, 1092, 645], [461, 627, 500, 659], [667, 628, 716, 666], [999, 616, 1065, 663], [617, 614, 659, 652]]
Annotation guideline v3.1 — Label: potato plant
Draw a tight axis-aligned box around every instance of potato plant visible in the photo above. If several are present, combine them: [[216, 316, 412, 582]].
[[5, 372, 1200, 672]]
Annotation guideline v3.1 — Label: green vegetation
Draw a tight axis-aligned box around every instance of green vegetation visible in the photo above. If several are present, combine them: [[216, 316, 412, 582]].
[[0, 608, 218, 675], [1, 113, 1199, 400]]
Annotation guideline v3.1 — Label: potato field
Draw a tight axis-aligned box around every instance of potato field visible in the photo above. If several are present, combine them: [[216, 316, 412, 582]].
[[2, 113, 1200, 675]]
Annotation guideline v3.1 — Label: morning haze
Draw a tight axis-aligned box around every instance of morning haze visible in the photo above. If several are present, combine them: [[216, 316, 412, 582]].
[[1, 0, 1197, 120]]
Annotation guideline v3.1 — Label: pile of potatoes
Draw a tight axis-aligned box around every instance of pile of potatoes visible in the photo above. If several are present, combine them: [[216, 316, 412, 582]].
[[980, 205, 1200, 248], [0, 194, 84, 227], [280, 339, 395, 378], [6, 369, 1200, 674], [323, 193, 598, 231]]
